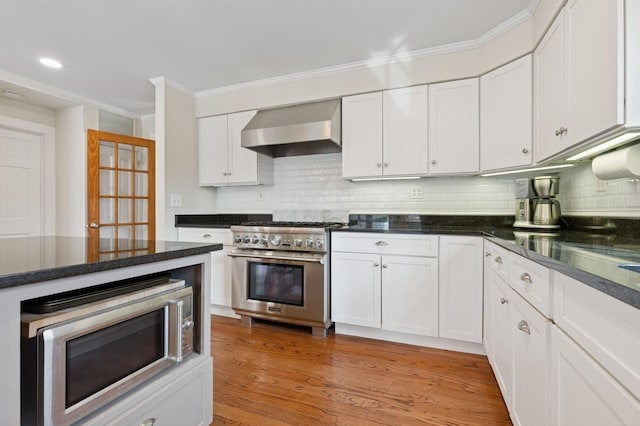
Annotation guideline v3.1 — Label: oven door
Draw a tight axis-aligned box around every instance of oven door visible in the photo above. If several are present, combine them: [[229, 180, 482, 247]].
[[37, 288, 191, 426], [230, 250, 327, 325]]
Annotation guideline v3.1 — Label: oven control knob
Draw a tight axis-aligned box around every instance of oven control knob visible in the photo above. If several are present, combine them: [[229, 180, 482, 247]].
[[315, 239, 324, 249], [305, 238, 314, 248], [251, 236, 260, 244], [293, 239, 302, 247], [242, 235, 251, 243], [270, 235, 282, 246], [234, 236, 242, 244], [260, 237, 268, 245]]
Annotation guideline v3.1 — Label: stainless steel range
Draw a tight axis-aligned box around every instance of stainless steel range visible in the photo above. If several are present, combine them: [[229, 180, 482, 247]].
[[229, 222, 344, 337]]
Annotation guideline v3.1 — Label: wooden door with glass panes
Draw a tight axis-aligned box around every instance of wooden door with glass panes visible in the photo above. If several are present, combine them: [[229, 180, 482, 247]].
[[87, 130, 155, 260]]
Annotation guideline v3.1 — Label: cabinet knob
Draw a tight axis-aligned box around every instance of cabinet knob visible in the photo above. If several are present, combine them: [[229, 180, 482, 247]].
[[520, 272, 533, 284], [555, 127, 568, 136], [485, 251, 492, 257], [518, 320, 531, 335], [202, 233, 212, 238], [522, 148, 529, 154], [373, 262, 380, 267], [228, 171, 232, 176], [383, 162, 389, 167], [431, 160, 437, 165], [382, 264, 388, 268], [375, 241, 388, 246], [494, 256, 503, 264], [500, 297, 508, 305], [377, 162, 382, 168], [222, 172, 228, 176]]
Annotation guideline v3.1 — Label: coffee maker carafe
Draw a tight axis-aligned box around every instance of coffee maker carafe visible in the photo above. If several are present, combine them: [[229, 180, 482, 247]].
[[513, 176, 561, 229]]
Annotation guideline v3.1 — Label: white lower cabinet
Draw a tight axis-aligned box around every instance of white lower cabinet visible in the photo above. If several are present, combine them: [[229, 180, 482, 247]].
[[331, 233, 439, 337], [488, 269, 513, 408], [177, 227, 237, 317], [549, 326, 640, 425], [438, 236, 483, 343]]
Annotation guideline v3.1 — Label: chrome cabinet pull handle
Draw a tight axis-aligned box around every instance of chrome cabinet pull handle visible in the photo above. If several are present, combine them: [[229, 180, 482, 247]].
[[520, 272, 533, 284], [375, 241, 388, 246], [140, 418, 157, 426], [494, 256, 503, 264], [202, 233, 212, 238], [518, 320, 531, 335], [500, 297, 508, 305]]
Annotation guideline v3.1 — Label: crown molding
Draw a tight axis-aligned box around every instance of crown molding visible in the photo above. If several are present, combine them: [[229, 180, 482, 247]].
[[149, 76, 195, 96], [0, 68, 140, 119], [196, 4, 537, 99]]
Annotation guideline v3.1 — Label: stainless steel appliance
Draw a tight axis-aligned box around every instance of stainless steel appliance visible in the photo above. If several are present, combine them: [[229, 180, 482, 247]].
[[20, 277, 194, 426], [230, 222, 343, 337], [513, 176, 561, 230]]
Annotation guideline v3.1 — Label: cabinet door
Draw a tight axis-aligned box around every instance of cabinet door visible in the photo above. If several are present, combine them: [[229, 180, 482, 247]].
[[227, 110, 258, 184], [381, 255, 438, 336], [534, 10, 569, 162], [331, 252, 381, 327], [428, 79, 479, 175], [565, 0, 623, 147], [480, 55, 532, 171], [438, 236, 483, 343], [512, 294, 550, 426], [198, 115, 229, 185], [549, 326, 640, 425], [341, 92, 383, 178], [211, 247, 232, 307], [482, 243, 494, 358], [490, 271, 513, 408], [383, 86, 429, 176]]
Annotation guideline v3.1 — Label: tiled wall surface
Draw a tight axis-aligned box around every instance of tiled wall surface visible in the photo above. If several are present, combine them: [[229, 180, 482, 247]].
[[558, 164, 640, 217], [216, 153, 516, 214]]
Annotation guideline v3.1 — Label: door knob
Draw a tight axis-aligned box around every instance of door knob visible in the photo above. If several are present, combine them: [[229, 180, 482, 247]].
[[88, 223, 99, 229]]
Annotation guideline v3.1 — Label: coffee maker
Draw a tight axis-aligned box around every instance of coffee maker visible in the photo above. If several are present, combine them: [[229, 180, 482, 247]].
[[513, 176, 561, 230]]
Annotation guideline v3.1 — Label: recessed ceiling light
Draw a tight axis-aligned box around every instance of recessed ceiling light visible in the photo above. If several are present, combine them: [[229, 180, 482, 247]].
[[39, 57, 63, 69]]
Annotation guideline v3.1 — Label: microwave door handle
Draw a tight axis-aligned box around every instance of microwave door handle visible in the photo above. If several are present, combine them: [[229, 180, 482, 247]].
[[168, 300, 184, 362], [228, 252, 325, 264]]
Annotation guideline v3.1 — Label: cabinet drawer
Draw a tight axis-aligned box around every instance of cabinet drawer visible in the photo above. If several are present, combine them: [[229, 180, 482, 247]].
[[177, 227, 233, 245], [553, 272, 640, 399], [332, 232, 438, 257], [485, 241, 510, 283], [510, 254, 551, 317]]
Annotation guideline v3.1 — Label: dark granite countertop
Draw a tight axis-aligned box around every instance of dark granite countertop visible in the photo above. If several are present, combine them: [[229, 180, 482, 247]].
[[337, 214, 640, 310], [0, 236, 222, 289]]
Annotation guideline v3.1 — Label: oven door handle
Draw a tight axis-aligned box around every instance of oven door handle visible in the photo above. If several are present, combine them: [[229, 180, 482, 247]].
[[228, 252, 325, 264]]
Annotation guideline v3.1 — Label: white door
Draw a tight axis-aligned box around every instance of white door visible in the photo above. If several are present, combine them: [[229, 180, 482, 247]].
[[341, 92, 383, 178], [0, 128, 41, 237], [381, 254, 438, 336], [383, 85, 429, 176]]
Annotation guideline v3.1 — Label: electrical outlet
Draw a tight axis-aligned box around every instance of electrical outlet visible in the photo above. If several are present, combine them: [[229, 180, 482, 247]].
[[170, 193, 182, 207], [595, 179, 608, 192], [256, 192, 264, 201], [410, 187, 424, 199]]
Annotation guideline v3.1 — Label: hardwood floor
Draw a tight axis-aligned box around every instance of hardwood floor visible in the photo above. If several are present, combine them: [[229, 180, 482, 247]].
[[210, 315, 510, 425]]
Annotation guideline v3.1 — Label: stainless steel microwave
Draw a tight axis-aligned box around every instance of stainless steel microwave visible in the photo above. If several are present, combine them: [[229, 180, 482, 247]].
[[21, 279, 194, 426]]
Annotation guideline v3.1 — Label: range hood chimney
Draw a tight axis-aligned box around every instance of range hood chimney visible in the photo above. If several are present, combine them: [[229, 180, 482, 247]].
[[241, 99, 341, 157]]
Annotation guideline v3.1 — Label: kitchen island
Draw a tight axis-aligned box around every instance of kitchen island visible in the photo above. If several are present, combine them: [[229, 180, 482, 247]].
[[0, 236, 221, 426]]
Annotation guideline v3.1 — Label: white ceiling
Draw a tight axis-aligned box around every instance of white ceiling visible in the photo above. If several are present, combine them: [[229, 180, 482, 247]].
[[0, 0, 534, 115]]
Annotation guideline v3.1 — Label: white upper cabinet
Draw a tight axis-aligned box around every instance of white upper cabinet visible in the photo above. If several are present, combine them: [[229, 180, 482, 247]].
[[198, 110, 273, 186], [342, 86, 428, 179], [428, 79, 479, 175], [480, 55, 533, 172], [534, 0, 624, 162], [341, 92, 383, 178]]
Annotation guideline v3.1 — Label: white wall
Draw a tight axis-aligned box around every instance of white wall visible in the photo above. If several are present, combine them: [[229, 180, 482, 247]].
[[154, 80, 217, 240], [559, 164, 640, 217], [54, 105, 98, 236], [0, 97, 56, 127], [216, 154, 514, 215]]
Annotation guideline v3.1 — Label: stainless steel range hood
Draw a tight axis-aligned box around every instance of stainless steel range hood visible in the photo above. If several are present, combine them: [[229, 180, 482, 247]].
[[241, 99, 341, 157]]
